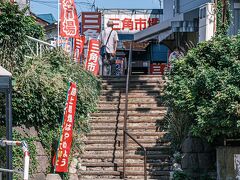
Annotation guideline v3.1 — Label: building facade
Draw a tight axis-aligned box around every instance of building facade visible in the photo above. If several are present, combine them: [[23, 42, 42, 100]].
[[135, 0, 240, 48]]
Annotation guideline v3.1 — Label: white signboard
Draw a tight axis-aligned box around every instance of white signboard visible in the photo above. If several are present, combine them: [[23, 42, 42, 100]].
[[101, 10, 163, 34]]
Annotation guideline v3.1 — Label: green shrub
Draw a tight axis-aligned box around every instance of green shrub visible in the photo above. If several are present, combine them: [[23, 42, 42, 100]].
[[165, 34, 240, 142], [0, 1, 44, 73], [12, 49, 100, 127]]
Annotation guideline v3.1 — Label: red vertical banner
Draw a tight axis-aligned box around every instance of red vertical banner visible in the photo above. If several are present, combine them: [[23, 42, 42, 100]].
[[55, 82, 78, 172], [85, 39, 100, 76], [60, 0, 80, 38], [74, 36, 85, 63]]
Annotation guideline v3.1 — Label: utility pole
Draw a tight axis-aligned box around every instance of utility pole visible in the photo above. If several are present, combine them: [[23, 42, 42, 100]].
[[222, 0, 227, 25]]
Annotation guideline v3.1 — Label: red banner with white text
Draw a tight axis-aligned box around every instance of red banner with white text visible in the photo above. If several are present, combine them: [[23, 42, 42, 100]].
[[85, 39, 100, 75], [60, 0, 79, 38], [74, 36, 85, 63], [55, 82, 77, 172]]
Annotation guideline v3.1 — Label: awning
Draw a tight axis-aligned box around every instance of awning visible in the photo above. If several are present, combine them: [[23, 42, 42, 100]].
[[134, 13, 184, 42], [158, 29, 173, 42]]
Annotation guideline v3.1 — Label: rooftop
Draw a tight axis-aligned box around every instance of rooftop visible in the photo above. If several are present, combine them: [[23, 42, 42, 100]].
[[0, 66, 12, 77], [37, 13, 56, 24]]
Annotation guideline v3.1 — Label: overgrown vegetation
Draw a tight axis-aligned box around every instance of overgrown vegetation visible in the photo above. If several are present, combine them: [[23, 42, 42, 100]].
[[0, 2, 101, 179], [0, 1, 44, 73], [165, 0, 237, 151], [165, 34, 240, 143]]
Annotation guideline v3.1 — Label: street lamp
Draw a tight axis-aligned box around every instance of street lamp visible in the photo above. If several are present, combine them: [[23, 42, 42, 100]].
[[0, 66, 13, 180]]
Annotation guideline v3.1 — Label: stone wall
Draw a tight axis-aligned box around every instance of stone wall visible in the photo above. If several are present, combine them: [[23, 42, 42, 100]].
[[14, 126, 49, 180], [181, 136, 216, 178], [217, 147, 240, 180]]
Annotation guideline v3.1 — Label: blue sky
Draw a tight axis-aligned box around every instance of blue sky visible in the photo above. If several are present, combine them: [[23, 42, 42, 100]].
[[30, 0, 162, 19]]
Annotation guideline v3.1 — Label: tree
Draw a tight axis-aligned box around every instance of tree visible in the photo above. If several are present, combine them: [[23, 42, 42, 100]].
[[0, 1, 44, 72], [165, 34, 240, 142]]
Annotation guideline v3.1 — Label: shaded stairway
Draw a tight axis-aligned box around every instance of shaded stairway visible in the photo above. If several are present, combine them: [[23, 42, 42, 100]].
[[78, 75, 171, 180]]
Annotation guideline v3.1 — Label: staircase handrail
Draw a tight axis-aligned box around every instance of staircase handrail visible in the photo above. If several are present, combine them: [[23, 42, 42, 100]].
[[0, 140, 30, 180], [26, 36, 56, 57], [122, 41, 147, 180], [26, 36, 56, 48]]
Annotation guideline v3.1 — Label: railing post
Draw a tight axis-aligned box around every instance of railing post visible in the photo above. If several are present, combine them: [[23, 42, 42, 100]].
[[123, 41, 133, 179], [144, 149, 147, 180], [6, 79, 12, 180], [36, 42, 39, 56]]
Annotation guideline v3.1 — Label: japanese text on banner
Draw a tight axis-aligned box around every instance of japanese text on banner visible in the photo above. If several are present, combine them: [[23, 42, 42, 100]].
[[74, 36, 85, 63], [55, 82, 77, 172], [85, 39, 100, 76], [60, 0, 79, 38]]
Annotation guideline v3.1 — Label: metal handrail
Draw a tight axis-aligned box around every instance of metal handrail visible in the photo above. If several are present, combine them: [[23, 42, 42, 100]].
[[26, 36, 56, 58], [26, 36, 55, 48], [0, 140, 30, 180], [122, 41, 147, 180]]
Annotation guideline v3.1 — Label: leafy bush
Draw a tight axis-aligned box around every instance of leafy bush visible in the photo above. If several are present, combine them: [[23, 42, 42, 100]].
[[13, 49, 100, 127], [173, 171, 191, 180], [165, 34, 240, 142], [0, 1, 44, 72], [0, 2, 101, 177]]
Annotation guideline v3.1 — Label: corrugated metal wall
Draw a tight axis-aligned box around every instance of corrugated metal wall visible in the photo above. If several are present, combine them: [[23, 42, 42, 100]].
[[179, 0, 213, 13], [229, 0, 240, 35]]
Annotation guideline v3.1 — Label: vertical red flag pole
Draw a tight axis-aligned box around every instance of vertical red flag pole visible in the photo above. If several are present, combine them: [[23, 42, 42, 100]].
[[57, 0, 60, 47]]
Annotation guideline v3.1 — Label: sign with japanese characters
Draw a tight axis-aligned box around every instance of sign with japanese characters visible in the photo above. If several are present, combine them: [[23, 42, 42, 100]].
[[74, 35, 85, 63], [60, 0, 79, 38], [85, 39, 100, 75], [82, 12, 102, 40], [55, 82, 77, 172], [102, 10, 162, 33]]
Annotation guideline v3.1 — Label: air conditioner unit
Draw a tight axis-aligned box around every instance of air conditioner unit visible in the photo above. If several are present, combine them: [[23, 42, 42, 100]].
[[199, 3, 216, 42]]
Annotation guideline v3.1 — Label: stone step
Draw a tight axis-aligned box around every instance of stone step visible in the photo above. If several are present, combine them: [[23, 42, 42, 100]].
[[101, 75, 163, 79], [82, 147, 170, 156], [89, 119, 165, 125], [84, 145, 170, 152], [101, 78, 165, 83], [87, 136, 166, 141], [79, 179, 122, 180], [101, 82, 164, 87], [98, 103, 163, 109], [100, 75, 165, 82], [90, 125, 162, 131], [91, 112, 166, 117], [84, 138, 167, 145], [79, 170, 170, 176], [82, 151, 170, 158], [101, 84, 165, 90], [87, 132, 166, 138], [90, 123, 164, 130], [86, 165, 171, 173], [84, 142, 170, 151], [101, 87, 163, 91], [90, 116, 165, 121], [81, 154, 170, 160], [80, 176, 169, 180], [100, 91, 163, 97], [90, 130, 164, 135], [96, 107, 167, 113], [100, 91, 163, 95], [82, 162, 171, 168], [99, 96, 163, 102]]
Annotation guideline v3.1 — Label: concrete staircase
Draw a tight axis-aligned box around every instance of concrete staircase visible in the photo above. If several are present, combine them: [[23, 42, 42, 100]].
[[78, 75, 171, 180]]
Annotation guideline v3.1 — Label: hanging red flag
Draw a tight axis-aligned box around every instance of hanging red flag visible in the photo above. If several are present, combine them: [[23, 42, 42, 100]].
[[60, 0, 79, 38], [85, 39, 100, 76], [74, 36, 85, 63], [55, 82, 78, 172]]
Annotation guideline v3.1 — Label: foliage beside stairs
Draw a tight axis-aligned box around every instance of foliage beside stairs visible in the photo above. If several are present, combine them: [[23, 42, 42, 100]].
[[78, 75, 172, 180]]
